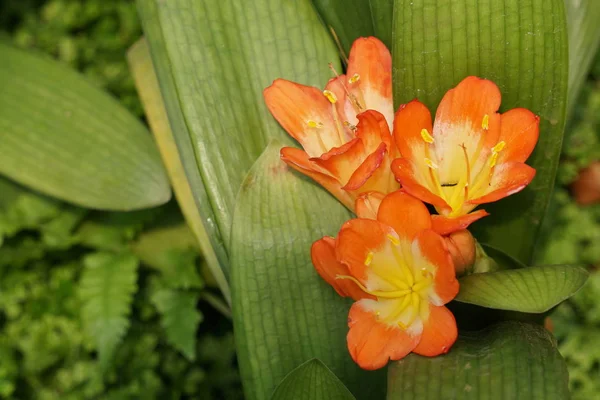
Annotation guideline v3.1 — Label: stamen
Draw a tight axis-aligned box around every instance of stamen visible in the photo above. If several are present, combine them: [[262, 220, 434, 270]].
[[421, 268, 433, 279], [343, 121, 357, 131], [387, 234, 400, 246], [421, 128, 434, 144], [335, 275, 412, 299], [306, 120, 324, 128], [490, 152, 499, 168], [460, 144, 471, 199], [492, 141, 506, 154], [348, 73, 360, 84], [323, 90, 337, 104], [412, 278, 432, 292], [482, 114, 489, 130], [364, 252, 374, 266], [425, 158, 438, 169]]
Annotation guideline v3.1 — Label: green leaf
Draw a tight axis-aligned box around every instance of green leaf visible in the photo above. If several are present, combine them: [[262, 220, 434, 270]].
[[310, 0, 374, 55], [369, 0, 394, 49], [455, 264, 589, 313], [126, 38, 231, 305], [392, 0, 568, 264], [151, 288, 203, 361], [136, 0, 340, 278], [387, 322, 569, 400], [0, 42, 170, 211], [231, 143, 383, 400], [79, 252, 139, 368], [271, 359, 355, 400], [480, 243, 525, 271], [565, 0, 600, 113]]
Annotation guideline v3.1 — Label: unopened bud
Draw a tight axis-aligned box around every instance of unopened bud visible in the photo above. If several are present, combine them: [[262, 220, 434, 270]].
[[572, 162, 600, 205], [444, 230, 476, 276]]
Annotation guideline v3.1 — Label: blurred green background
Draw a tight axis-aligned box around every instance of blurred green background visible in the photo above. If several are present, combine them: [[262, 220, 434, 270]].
[[0, 0, 598, 399]]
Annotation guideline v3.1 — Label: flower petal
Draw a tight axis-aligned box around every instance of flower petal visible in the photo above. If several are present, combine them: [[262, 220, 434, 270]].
[[347, 37, 394, 129], [412, 230, 458, 305], [431, 209, 490, 235], [311, 237, 372, 301], [412, 305, 458, 357], [377, 191, 432, 241], [393, 99, 433, 161], [312, 138, 366, 184], [280, 147, 354, 209], [336, 219, 391, 282], [391, 158, 450, 211], [469, 162, 536, 205], [347, 301, 420, 370], [498, 108, 540, 164], [264, 79, 345, 157], [343, 142, 386, 191], [355, 192, 385, 219], [356, 110, 392, 152]]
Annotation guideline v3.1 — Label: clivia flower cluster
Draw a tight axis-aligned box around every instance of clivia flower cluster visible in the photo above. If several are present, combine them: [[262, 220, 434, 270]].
[[264, 37, 539, 370]]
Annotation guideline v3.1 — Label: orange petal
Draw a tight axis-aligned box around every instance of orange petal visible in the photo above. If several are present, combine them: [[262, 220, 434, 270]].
[[347, 37, 394, 128], [280, 147, 354, 210], [356, 110, 392, 152], [391, 158, 450, 211], [311, 237, 372, 301], [498, 108, 540, 164], [412, 305, 458, 357], [347, 301, 420, 370], [393, 99, 433, 161], [377, 191, 432, 241], [264, 79, 345, 157], [355, 192, 385, 219], [311, 139, 366, 185], [336, 219, 391, 282], [413, 230, 458, 305], [343, 143, 386, 191], [469, 162, 536, 205], [431, 209, 489, 235]]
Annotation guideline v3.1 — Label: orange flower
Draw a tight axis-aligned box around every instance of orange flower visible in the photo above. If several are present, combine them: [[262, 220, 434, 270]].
[[264, 37, 399, 210], [311, 191, 459, 370], [392, 76, 539, 234]]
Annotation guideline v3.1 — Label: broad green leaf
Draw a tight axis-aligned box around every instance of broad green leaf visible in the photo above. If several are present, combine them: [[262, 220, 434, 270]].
[[126, 38, 231, 305], [369, 0, 394, 49], [480, 243, 525, 271], [0, 42, 170, 211], [271, 359, 355, 400], [387, 322, 569, 399], [310, 0, 374, 55], [455, 264, 589, 313], [392, 0, 568, 264], [79, 252, 139, 368], [231, 143, 383, 400], [136, 0, 340, 278], [151, 288, 203, 361], [565, 0, 600, 113]]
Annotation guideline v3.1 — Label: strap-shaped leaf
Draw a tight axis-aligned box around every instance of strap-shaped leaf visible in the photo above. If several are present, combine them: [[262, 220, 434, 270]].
[[231, 143, 384, 400], [126, 38, 231, 305], [455, 264, 589, 313], [369, 0, 394, 49], [0, 42, 170, 211], [392, 0, 568, 265], [136, 0, 340, 278], [387, 322, 569, 400], [271, 359, 355, 400], [565, 0, 600, 113]]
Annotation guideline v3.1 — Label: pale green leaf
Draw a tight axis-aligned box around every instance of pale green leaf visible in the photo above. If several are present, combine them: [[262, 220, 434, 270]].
[[456, 264, 589, 313], [79, 252, 139, 368], [151, 289, 203, 361], [136, 0, 341, 279], [387, 322, 569, 399], [271, 359, 355, 400], [231, 143, 383, 400], [392, 0, 568, 264], [0, 43, 170, 211]]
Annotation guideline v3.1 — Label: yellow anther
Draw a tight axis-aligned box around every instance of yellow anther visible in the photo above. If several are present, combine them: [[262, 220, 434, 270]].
[[343, 121, 357, 131], [490, 152, 499, 168], [421, 268, 433, 279], [420, 128, 434, 144], [425, 158, 438, 169], [364, 252, 374, 266], [492, 141, 506, 154], [307, 120, 324, 128], [323, 89, 337, 104], [387, 234, 400, 246], [348, 73, 361, 84], [397, 321, 408, 329], [482, 114, 490, 130]]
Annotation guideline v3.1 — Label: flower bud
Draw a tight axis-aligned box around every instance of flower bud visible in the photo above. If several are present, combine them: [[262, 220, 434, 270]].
[[444, 230, 476, 276]]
